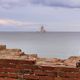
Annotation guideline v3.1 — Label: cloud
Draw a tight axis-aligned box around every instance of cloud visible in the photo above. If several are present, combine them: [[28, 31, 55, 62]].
[[31, 0, 80, 8], [0, 19, 39, 27], [0, 0, 80, 9]]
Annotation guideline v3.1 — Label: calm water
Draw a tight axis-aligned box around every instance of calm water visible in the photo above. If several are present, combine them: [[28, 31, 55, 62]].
[[0, 32, 80, 59]]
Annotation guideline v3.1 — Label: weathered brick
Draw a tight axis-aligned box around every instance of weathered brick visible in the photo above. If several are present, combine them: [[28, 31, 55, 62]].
[[39, 76, 55, 80], [34, 70, 57, 77], [58, 72, 80, 78], [40, 66, 55, 71], [0, 77, 17, 80], [0, 59, 36, 65], [0, 73, 18, 78], [23, 74, 39, 80], [55, 77, 80, 80], [0, 59, 80, 80], [60, 67, 79, 72]]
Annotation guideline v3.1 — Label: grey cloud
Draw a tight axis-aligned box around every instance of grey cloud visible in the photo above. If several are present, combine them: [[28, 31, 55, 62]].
[[31, 0, 80, 8], [0, 0, 80, 9]]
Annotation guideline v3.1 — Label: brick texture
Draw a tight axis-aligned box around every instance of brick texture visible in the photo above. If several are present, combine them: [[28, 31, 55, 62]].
[[0, 59, 80, 80]]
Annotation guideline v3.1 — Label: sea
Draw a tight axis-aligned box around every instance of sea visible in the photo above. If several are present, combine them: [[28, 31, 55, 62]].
[[0, 32, 80, 59]]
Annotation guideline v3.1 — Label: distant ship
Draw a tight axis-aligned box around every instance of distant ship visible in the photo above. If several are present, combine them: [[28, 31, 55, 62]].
[[40, 25, 46, 32]]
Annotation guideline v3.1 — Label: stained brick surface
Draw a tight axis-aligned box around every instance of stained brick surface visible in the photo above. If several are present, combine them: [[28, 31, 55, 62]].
[[0, 78, 17, 80], [0, 59, 80, 80]]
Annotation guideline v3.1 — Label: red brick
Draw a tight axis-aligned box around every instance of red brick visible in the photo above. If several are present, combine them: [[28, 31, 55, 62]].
[[0, 73, 18, 78], [0, 64, 16, 68], [40, 66, 55, 71], [34, 70, 57, 77], [16, 65, 39, 70], [6, 73, 18, 78], [55, 77, 80, 80], [0, 59, 36, 65], [23, 74, 39, 80], [58, 72, 80, 78], [0, 68, 6, 72], [17, 60, 36, 65], [60, 67, 79, 72], [5, 68, 20, 73], [0, 73, 6, 77], [39, 76, 54, 80], [0, 78, 17, 80]]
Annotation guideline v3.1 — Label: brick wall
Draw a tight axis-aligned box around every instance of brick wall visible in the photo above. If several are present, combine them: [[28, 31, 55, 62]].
[[0, 59, 80, 80]]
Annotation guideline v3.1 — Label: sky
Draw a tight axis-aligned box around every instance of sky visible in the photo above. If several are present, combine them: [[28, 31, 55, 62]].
[[0, 0, 80, 31]]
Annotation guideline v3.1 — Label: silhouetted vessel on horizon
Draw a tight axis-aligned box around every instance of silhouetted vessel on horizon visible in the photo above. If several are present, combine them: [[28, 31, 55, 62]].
[[40, 25, 46, 32]]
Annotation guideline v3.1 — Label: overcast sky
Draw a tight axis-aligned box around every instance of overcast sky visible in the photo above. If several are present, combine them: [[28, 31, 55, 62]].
[[0, 0, 80, 31]]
